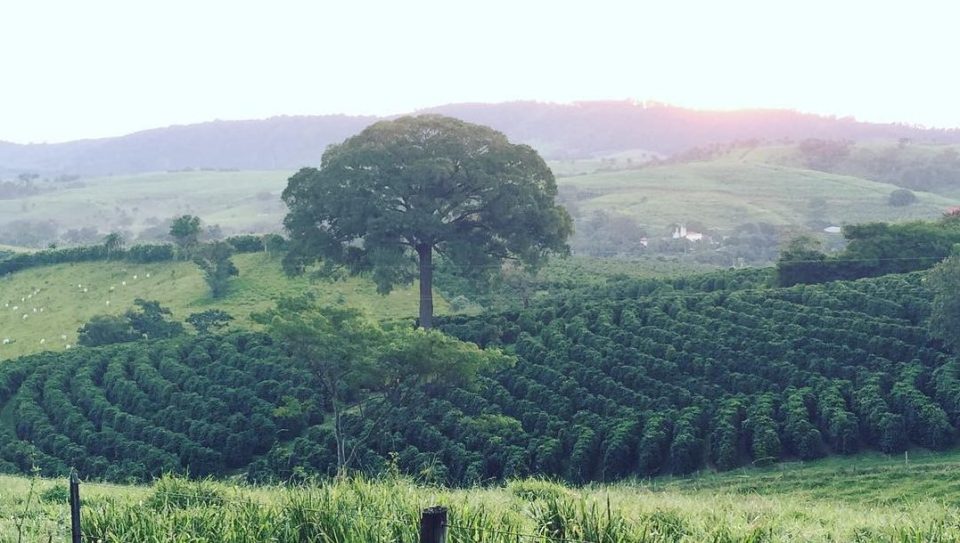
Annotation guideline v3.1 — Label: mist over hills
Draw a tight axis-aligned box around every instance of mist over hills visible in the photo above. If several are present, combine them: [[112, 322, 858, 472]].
[[3, 101, 960, 176]]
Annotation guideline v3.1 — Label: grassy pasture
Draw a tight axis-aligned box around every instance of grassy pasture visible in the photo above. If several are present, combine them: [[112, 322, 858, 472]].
[[4, 451, 960, 541], [0, 252, 446, 361], [0, 170, 292, 236], [559, 157, 960, 234]]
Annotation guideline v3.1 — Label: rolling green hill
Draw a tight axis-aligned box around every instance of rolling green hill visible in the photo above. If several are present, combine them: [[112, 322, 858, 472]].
[[1, 267, 953, 488], [0, 252, 446, 361], [558, 154, 960, 236], [0, 170, 291, 241], [6, 142, 960, 256], [741, 141, 960, 195]]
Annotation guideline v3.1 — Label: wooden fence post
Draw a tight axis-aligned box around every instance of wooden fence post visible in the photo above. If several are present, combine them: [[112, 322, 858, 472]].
[[419, 506, 447, 543], [69, 470, 81, 543]]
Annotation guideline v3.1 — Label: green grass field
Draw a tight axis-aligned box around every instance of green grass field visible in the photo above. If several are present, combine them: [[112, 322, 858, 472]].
[[0, 170, 292, 237], [0, 252, 719, 361], [4, 451, 960, 541], [0, 252, 447, 361], [559, 157, 960, 235]]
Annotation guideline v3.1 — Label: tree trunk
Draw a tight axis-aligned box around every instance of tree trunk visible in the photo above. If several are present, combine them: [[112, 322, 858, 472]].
[[417, 244, 433, 329]]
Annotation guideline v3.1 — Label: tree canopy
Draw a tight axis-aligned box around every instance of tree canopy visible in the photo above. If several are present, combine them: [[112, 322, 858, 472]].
[[928, 247, 960, 351], [77, 299, 183, 347], [281, 115, 572, 327], [193, 240, 239, 298], [170, 215, 202, 256], [253, 295, 511, 474]]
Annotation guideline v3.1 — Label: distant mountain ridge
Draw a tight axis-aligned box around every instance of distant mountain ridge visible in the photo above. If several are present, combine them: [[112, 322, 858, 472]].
[[3, 101, 960, 176]]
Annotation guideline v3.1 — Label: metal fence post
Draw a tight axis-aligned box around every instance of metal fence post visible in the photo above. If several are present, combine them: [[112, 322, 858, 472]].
[[419, 506, 447, 543], [69, 470, 81, 543]]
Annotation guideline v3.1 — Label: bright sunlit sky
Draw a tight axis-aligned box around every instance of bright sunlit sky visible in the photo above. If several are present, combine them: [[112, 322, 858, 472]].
[[1, 0, 958, 143]]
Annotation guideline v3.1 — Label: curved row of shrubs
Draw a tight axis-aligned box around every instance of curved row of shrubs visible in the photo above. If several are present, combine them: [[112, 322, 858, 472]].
[[0, 234, 287, 276]]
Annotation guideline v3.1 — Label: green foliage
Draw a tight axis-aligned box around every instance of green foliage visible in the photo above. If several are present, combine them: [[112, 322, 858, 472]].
[[0, 252, 441, 362], [777, 219, 960, 286], [193, 241, 239, 298], [569, 210, 647, 257], [798, 139, 852, 170], [126, 298, 184, 339], [146, 475, 225, 510], [507, 478, 573, 502], [187, 309, 234, 335], [776, 235, 828, 287], [927, 249, 960, 351], [77, 314, 139, 346], [0, 242, 180, 277], [804, 142, 960, 192], [282, 115, 572, 328], [78, 299, 183, 346], [253, 295, 511, 474], [0, 267, 957, 486], [169, 214, 202, 257], [14, 452, 960, 542], [225, 234, 265, 253], [38, 483, 69, 504], [102, 231, 126, 257], [889, 188, 918, 207], [1, 332, 312, 481], [263, 233, 288, 255]]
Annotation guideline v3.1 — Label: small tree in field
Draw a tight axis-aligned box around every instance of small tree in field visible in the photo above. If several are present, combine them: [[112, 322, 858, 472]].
[[254, 295, 511, 476], [170, 215, 202, 257], [889, 188, 917, 207], [102, 232, 125, 258], [186, 309, 234, 335], [282, 115, 572, 328], [193, 241, 238, 298]]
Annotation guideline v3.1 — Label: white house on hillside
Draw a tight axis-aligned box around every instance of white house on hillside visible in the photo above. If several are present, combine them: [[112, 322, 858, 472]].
[[672, 224, 704, 242]]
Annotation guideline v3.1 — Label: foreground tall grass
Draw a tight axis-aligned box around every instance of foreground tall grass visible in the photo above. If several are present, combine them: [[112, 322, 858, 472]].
[[6, 451, 960, 542]]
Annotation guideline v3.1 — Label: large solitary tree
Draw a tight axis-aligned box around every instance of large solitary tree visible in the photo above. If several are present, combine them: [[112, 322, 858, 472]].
[[282, 115, 573, 328]]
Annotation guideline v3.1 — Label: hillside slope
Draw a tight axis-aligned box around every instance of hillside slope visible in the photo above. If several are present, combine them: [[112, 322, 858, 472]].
[[560, 156, 960, 235], [1, 269, 954, 487], [0, 252, 446, 360], [741, 141, 960, 196], [0, 170, 291, 238]]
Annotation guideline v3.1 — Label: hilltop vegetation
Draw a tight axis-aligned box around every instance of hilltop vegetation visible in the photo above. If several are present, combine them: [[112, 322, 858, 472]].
[[749, 140, 960, 195], [5, 101, 959, 176], [777, 214, 960, 286]]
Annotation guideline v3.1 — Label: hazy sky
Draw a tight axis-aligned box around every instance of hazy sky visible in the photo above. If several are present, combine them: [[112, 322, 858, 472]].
[[1, 0, 958, 143]]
